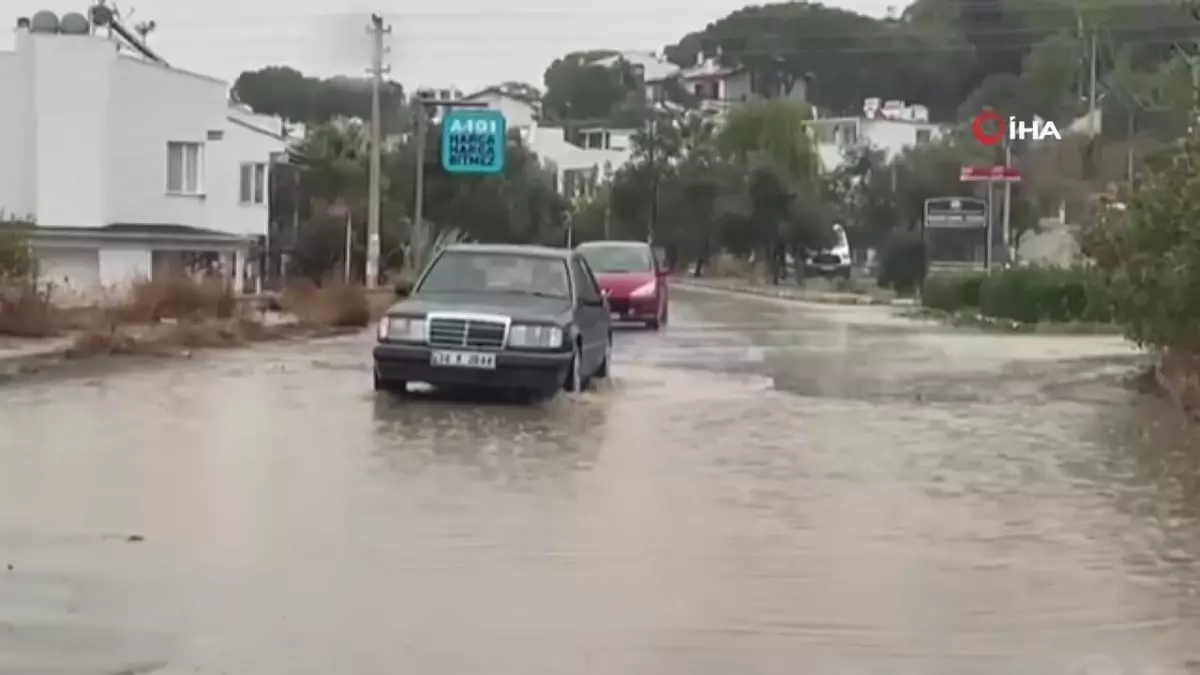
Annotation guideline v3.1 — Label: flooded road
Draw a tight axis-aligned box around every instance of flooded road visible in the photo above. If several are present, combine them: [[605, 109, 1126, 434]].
[[2, 286, 1199, 674]]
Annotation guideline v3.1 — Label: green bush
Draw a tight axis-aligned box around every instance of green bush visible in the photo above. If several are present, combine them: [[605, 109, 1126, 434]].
[[921, 273, 985, 312], [977, 266, 1106, 324], [876, 229, 926, 294], [0, 231, 34, 281], [1078, 137, 1200, 349]]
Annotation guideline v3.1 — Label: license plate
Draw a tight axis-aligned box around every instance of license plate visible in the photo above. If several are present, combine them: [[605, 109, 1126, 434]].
[[430, 350, 496, 369]]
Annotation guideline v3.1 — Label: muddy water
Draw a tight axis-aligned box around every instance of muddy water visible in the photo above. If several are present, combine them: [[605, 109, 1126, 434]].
[[0, 287, 1197, 674]]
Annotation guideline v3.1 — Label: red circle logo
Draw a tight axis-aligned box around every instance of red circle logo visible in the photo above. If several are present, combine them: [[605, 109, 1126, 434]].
[[972, 111, 1006, 146]]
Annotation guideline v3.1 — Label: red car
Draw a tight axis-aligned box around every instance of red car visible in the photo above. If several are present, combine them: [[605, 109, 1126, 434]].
[[576, 240, 669, 329]]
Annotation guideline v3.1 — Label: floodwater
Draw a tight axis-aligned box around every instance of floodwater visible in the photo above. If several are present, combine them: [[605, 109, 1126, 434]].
[[1, 286, 1198, 674]]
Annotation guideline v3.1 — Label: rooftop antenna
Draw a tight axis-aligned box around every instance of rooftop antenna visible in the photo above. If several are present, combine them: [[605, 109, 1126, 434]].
[[134, 19, 156, 43]]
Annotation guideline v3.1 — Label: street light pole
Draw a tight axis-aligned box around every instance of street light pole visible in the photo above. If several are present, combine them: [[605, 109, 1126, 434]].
[[410, 94, 490, 243]]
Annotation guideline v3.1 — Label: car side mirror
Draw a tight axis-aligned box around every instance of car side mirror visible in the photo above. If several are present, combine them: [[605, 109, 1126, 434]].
[[394, 280, 412, 298]]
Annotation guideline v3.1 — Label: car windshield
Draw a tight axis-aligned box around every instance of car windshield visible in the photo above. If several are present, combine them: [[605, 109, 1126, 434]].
[[416, 250, 571, 299], [579, 244, 653, 274]]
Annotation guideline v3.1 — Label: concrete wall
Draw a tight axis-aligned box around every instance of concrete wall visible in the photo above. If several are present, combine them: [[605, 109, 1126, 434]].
[[0, 46, 33, 219], [98, 246, 153, 288]]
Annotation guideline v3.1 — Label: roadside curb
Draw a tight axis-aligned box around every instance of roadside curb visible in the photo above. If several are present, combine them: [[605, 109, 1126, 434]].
[[674, 279, 915, 307]]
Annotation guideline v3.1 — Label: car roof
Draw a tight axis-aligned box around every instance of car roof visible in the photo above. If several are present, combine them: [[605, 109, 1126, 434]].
[[576, 240, 650, 249], [442, 243, 572, 259]]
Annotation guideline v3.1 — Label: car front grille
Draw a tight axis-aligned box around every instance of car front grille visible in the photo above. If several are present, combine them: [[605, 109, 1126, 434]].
[[812, 253, 841, 265], [427, 317, 507, 349]]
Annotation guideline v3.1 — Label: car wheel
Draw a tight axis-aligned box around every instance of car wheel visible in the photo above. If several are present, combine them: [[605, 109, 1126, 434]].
[[563, 343, 585, 393], [595, 336, 612, 379], [838, 267, 851, 280]]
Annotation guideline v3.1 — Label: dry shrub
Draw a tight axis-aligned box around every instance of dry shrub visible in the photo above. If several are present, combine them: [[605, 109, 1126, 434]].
[[0, 283, 61, 337], [117, 276, 235, 323], [69, 318, 138, 355], [281, 281, 370, 328]]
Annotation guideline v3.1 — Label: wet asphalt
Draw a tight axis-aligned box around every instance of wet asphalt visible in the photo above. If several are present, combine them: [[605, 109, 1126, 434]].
[[1, 286, 1199, 674]]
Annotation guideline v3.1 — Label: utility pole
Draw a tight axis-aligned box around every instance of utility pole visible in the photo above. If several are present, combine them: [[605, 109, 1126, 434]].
[[1088, 30, 1098, 135], [412, 103, 426, 240], [648, 114, 658, 245], [1001, 139, 1013, 265], [366, 13, 391, 288]]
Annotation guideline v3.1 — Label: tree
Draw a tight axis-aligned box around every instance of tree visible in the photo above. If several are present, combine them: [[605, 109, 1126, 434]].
[[541, 51, 631, 122], [232, 66, 405, 130]]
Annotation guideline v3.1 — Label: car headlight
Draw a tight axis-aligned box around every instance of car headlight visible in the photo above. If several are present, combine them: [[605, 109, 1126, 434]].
[[379, 315, 425, 342], [508, 324, 563, 349], [630, 281, 656, 298]]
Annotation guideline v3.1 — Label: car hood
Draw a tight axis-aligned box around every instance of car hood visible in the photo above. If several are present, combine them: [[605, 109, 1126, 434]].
[[595, 273, 656, 295], [388, 292, 573, 324]]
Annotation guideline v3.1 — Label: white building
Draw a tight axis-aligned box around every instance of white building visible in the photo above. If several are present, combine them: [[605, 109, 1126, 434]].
[[460, 86, 540, 130], [456, 83, 634, 201], [678, 58, 807, 118], [808, 99, 945, 172], [0, 10, 288, 301]]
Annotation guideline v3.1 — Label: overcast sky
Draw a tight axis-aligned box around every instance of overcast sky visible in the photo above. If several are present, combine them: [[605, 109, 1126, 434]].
[[4, 0, 895, 91]]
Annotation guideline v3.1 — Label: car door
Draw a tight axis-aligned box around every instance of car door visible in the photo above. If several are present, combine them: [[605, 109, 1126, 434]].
[[570, 254, 609, 372]]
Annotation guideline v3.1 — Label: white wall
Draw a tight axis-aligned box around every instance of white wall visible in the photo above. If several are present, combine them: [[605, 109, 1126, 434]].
[[98, 246, 153, 287], [106, 55, 227, 230], [468, 92, 537, 129], [207, 115, 287, 237], [0, 46, 32, 219], [30, 33, 114, 227], [815, 119, 944, 172]]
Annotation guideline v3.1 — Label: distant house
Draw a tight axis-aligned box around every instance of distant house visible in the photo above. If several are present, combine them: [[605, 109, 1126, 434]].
[[807, 99, 945, 172], [460, 86, 541, 130], [678, 58, 807, 117], [0, 10, 287, 301], [590, 51, 679, 104]]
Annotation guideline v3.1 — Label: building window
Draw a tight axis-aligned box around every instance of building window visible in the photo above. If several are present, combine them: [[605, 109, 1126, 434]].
[[239, 162, 267, 204], [916, 129, 932, 143], [166, 142, 203, 195]]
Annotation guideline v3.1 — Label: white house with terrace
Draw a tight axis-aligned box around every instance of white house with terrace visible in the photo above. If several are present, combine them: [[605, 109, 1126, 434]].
[[0, 9, 288, 303]]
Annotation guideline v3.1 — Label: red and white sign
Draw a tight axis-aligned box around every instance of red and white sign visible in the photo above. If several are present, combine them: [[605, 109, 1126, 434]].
[[960, 165, 1021, 182]]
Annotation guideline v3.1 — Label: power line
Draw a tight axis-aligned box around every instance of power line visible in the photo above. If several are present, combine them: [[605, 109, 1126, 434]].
[[177, 32, 1199, 55]]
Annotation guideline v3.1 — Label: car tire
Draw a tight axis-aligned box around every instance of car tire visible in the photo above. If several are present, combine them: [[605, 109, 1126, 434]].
[[563, 343, 586, 393], [595, 336, 612, 379], [837, 267, 851, 280]]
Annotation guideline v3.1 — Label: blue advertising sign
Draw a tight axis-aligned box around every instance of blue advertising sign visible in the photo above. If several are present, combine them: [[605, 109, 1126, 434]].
[[441, 109, 507, 174]]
